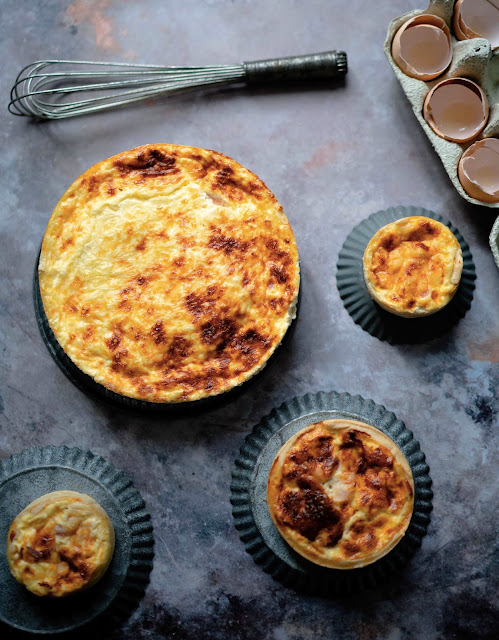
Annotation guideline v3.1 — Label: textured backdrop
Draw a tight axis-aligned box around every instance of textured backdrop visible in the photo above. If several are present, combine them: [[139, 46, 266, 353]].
[[1, 1, 498, 639]]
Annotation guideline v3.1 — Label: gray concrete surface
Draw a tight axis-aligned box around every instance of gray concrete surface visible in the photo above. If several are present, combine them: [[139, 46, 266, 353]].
[[1, 1, 498, 638]]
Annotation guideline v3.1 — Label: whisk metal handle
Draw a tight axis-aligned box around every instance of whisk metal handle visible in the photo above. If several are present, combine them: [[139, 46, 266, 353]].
[[243, 51, 347, 84]]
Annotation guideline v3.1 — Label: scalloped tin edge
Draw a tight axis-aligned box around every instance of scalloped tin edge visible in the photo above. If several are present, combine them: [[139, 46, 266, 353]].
[[0, 445, 154, 634], [230, 390, 433, 596], [336, 206, 476, 344]]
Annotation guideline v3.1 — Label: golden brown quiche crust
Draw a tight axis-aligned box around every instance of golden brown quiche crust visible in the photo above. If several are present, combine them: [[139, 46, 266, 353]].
[[7, 491, 115, 597], [39, 144, 300, 403], [363, 216, 463, 318], [267, 420, 414, 569]]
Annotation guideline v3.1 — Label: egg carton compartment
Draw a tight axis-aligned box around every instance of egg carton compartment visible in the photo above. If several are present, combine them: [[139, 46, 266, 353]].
[[385, 0, 499, 209]]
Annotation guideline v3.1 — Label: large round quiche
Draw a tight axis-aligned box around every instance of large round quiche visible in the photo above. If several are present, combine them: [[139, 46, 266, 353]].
[[267, 419, 414, 569], [39, 144, 300, 403]]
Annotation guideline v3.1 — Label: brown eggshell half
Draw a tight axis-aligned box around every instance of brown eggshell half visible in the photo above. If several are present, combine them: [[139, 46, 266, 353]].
[[453, 0, 468, 41], [423, 77, 489, 143], [458, 138, 499, 203], [391, 14, 452, 81], [453, 0, 499, 50]]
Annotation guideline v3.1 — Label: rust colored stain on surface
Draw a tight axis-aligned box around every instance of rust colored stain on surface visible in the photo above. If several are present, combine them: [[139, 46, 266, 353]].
[[467, 337, 499, 363], [65, 0, 121, 52], [303, 141, 338, 173]]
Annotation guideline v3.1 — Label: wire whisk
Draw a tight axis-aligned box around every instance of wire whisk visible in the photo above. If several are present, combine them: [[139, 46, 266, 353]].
[[8, 51, 347, 120]]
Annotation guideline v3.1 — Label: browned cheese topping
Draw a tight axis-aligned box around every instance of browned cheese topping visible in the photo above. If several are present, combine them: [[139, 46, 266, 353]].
[[7, 491, 114, 597], [39, 145, 300, 402], [268, 421, 414, 568], [363, 216, 462, 317]]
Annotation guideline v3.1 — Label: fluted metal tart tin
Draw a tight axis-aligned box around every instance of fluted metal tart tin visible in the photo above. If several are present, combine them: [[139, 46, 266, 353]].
[[34, 252, 300, 413], [230, 390, 433, 596], [0, 446, 154, 635], [336, 206, 476, 344]]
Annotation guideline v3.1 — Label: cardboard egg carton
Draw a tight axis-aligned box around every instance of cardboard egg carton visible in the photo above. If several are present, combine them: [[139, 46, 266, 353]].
[[385, 0, 499, 209]]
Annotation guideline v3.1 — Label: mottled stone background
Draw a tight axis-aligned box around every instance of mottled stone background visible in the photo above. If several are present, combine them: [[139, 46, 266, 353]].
[[1, 1, 498, 638]]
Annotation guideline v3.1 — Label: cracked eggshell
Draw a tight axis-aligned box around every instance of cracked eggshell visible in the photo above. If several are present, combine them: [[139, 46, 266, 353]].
[[423, 77, 489, 142], [385, 0, 499, 209], [458, 138, 499, 202], [454, 0, 499, 50], [392, 14, 452, 80]]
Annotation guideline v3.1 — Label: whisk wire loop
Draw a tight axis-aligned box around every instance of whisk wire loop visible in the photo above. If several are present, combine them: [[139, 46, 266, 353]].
[[8, 53, 346, 119], [9, 59, 245, 119]]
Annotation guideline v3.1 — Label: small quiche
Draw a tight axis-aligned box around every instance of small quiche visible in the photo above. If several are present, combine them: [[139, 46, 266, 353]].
[[267, 420, 414, 569], [7, 491, 115, 597], [38, 144, 299, 403], [363, 216, 462, 317]]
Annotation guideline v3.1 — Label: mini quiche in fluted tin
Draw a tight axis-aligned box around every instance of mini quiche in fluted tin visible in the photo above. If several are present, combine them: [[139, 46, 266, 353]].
[[7, 491, 115, 598], [38, 144, 299, 404], [336, 206, 476, 343], [363, 216, 463, 318], [231, 391, 433, 595], [267, 420, 414, 569], [0, 445, 154, 634]]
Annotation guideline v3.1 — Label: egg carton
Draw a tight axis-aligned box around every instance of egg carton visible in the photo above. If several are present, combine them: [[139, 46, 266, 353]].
[[384, 0, 499, 209]]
